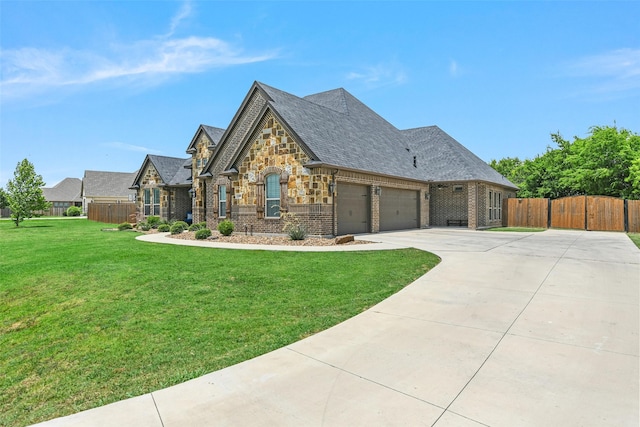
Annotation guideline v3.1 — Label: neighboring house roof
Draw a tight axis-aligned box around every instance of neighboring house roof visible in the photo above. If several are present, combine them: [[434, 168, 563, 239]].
[[42, 177, 82, 202], [131, 155, 191, 187], [186, 124, 226, 154], [216, 81, 517, 189], [83, 170, 138, 198]]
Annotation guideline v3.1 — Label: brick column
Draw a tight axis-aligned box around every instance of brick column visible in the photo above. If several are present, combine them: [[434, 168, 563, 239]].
[[467, 182, 478, 229], [371, 185, 380, 233]]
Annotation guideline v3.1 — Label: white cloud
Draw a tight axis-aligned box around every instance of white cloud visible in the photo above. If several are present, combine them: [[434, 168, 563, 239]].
[[103, 142, 163, 155], [565, 48, 640, 95], [0, 2, 277, 102], [167, 0, 193, 37], [346, 63, 407, 88], [449, 59, 459, 77]]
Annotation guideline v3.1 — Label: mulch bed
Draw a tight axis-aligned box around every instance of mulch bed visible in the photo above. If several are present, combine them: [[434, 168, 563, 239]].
[[166, 230, 370, 246]]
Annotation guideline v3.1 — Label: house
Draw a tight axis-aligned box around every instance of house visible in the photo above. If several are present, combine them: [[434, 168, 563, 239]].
[[130, 155, 193, 222], [131, 81, 517, 234], [82, 170, 137, 213], [189, 81, 516, 235], [41, 177, 82, 215]]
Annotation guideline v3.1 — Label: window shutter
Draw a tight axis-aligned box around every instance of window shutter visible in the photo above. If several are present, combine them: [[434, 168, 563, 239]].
[[279, 172, 289, 212], [256, 175, 264, 218]]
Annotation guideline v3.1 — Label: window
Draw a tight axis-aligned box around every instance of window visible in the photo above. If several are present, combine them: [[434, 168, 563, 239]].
[[488, 191, 502, 221], [219, 185, 226, 218], [144, 189, 151, 215], [265, 174, 280, 218], [153, 188, 160, 215]]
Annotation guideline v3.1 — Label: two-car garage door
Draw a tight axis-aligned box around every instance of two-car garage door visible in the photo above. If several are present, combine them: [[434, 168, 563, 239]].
[[337, 183, 419, 235]]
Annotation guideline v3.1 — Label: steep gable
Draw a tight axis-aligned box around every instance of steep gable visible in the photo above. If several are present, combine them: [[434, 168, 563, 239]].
[[256, 83, 415, 180], [186, 124, 225, 154], [131, 155, 191, 188]]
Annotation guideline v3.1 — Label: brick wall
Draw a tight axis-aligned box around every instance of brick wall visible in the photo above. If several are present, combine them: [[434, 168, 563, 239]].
[[430, 183, 469, 226]]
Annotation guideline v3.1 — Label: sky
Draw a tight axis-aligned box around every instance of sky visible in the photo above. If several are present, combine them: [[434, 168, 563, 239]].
[[1, 1, 639, 188]]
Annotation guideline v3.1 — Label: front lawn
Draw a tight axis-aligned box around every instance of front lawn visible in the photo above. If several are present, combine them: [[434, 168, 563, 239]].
[[628, 233, 640, 249], [0, 219, 439, 426]]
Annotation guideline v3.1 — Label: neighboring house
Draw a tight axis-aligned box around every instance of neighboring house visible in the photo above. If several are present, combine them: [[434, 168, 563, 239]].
[[41, 177, 82, 215], [130, 155, 192, 222], [82, 170, 137, 213], [189, 81, 516, 235]]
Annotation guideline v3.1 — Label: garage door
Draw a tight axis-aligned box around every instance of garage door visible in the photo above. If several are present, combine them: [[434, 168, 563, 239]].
[[379, 187, 419, 231], [337, 183, 370, 235]]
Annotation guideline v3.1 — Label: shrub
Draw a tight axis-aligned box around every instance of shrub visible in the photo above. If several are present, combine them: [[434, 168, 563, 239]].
[[170, 221, 189, 235], [137, 222, 151, 231], [217, 220, 234, 236], [282, 212, 307, 240], [157, 224, 170, 232], [189, 221, 208, 232], [195, 228, 212, 240], [146, 216, 161, 228], [118, 222, 133, 231], [66, 206, 82, 217]]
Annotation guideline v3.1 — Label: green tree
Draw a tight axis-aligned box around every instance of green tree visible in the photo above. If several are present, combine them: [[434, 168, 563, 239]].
[[490, 125, 640, 199], [488, 157, 524, 188], [0, 188, 7, 209], [5, 159, 50, 226], [561, 126, 640, 198]]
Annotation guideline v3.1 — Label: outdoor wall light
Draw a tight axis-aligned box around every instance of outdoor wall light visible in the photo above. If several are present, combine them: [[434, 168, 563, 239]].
[[374, 186, 381, 196], [188, 188, 196, 199], [328, 182, 336, 194]]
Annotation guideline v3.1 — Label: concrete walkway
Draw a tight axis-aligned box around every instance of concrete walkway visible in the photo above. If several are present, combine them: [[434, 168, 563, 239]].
[[33, 229, 639, 426]]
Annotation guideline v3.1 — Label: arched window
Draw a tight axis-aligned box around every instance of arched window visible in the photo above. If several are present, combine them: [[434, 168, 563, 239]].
[[265, 174, 280, 218]]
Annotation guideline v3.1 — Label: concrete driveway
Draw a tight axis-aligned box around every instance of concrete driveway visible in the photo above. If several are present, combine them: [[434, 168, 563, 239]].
[[34, 229, 639, 426]]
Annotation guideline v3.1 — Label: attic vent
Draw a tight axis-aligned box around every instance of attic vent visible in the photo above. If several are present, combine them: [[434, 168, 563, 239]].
[[413, 156, 417, 168]]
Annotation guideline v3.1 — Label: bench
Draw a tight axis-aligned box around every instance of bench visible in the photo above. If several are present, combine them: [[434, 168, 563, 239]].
[[447, 219, 468, 227]]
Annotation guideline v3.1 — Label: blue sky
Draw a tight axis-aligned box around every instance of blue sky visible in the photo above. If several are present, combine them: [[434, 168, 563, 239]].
[[1, 1, 639, 188]]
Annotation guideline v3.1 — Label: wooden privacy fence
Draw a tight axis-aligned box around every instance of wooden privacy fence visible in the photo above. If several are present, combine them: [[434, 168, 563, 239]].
[[88, 203, 136, 224], [504, 196, 640, 232], [503, 198, 549, 228]]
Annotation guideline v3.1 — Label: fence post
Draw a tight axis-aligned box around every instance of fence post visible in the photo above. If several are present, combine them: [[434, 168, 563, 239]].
[[624, 199, 628, 232]]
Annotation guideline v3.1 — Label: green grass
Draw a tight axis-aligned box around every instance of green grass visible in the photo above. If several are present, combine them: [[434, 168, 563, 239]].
[[485, 226, 546, 232], [628, 233, 640, 249], [0, 219, 439, 426]]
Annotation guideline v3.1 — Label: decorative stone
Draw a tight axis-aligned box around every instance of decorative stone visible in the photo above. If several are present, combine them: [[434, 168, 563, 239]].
[[335, 235, 354, 244]]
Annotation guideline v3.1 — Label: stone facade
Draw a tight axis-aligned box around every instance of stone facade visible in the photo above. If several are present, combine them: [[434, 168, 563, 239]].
[[192, 132, 215, 224], [208, 113, 334, 235], [135, 163, 191, 223]]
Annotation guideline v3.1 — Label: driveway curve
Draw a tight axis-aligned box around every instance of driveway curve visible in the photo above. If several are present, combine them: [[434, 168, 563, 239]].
[[34, 229, 639, 427]]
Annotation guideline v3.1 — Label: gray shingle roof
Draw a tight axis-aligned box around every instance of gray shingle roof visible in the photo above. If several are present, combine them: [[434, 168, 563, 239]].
[[255, 82, 516, 188], [42, 177, 82, 202], [135, 155, 191, 187], [402, 126, 517, 186], [83, 171, 138, 198], [201, 125, 225, 145], [186, 124, 226, 154]]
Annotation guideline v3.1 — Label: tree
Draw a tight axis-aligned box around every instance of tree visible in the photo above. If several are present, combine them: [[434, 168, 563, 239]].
[[488, 157, 524, 188], [0, 188, 7, 209], [562, 126, 640, 198], [489, 125, 640, 199], [5, 159, 50, 226]]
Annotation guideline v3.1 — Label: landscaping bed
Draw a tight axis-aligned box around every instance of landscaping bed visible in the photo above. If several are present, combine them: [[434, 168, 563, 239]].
[[165, 229, 371, 246]]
